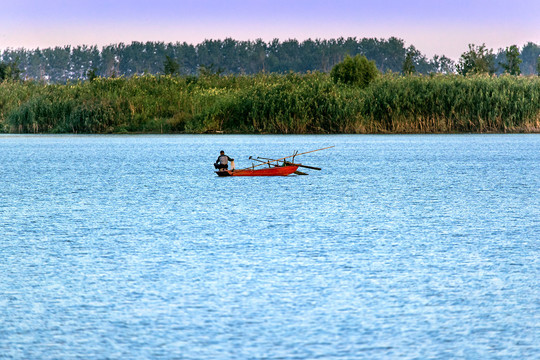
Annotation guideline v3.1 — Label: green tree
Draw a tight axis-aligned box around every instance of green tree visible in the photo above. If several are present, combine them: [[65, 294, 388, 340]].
[[520, 42, 540, 75], [72, 45, 96, 79], [101, 45, 119, 77], [163, 55, 180, 75], [500, 45, 522, 75], [431, 55, 455, 74], [245, 39, 267, 73], [197, 40, 226, 73], [457, 44, 496, 75], [48, 46, 71, 82], [330, 54, 379, 87], [377, 37, 407, 73], [402, 47, 417, 75], [0, 60, 21, 81]]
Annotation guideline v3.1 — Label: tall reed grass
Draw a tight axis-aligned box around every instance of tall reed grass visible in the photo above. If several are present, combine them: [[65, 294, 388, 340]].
[[1, 73, 538, 134], [363, 74, 540, 132]]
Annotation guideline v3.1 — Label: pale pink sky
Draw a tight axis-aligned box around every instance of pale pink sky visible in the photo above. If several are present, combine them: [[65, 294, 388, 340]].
[[1, 0, 539, 60]]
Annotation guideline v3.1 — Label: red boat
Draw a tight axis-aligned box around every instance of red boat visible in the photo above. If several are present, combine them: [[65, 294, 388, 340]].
[[216, 165, 299, 177], [214, 146, 334, 177]]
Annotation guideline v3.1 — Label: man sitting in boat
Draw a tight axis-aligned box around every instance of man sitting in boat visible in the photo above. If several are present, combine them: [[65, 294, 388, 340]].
[[214, 150, 234, 171]]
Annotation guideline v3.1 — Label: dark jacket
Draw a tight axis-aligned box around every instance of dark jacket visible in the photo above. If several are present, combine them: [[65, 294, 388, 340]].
[[216, 154, 233, 165]]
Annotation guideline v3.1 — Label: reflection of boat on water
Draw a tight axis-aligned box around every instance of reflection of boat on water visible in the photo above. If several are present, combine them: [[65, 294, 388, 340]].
[[214, 146, 334, 177]]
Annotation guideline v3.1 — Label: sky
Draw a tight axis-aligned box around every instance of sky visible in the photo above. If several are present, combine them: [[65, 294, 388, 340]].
[[1, 0, 539, 60]]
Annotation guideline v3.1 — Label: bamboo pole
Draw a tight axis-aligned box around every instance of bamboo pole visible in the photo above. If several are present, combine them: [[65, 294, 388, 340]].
[[257, 157, 322, 170], [236, 146, 334, 171]]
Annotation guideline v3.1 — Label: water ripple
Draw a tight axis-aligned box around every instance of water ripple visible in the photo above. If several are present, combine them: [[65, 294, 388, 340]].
[[0, 134, 539, 359]]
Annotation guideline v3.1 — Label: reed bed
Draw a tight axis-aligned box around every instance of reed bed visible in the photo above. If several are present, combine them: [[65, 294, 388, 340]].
[[363, 74, 540, 133], [1, 73, 539, 134]]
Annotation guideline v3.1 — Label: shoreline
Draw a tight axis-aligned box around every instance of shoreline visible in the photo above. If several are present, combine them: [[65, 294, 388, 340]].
[[1, 130, 539, 136]]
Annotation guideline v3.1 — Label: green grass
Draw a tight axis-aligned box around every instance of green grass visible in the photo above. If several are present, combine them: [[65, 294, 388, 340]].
[[1, 73, 539, 134]]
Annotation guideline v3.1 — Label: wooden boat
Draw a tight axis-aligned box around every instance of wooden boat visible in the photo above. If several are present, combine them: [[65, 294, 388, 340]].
[[215, 165, 299, 177], [215, 146, 334, 177]]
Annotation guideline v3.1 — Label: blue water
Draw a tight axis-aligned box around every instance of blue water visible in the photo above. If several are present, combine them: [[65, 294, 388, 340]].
[[0, 134, 538, 359]]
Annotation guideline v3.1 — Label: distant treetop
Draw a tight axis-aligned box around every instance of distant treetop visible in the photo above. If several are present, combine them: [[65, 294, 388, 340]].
[[0, 38, 538, 83]]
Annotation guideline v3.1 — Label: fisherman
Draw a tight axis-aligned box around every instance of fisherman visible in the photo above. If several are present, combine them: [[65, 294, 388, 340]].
[[214, 150, 234, 171]]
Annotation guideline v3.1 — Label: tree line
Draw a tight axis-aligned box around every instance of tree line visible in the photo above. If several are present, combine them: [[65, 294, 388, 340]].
[[1, 38, 538, 83]]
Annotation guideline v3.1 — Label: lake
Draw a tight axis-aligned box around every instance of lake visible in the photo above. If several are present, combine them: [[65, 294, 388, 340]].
[[0, 134, 538, 359]]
